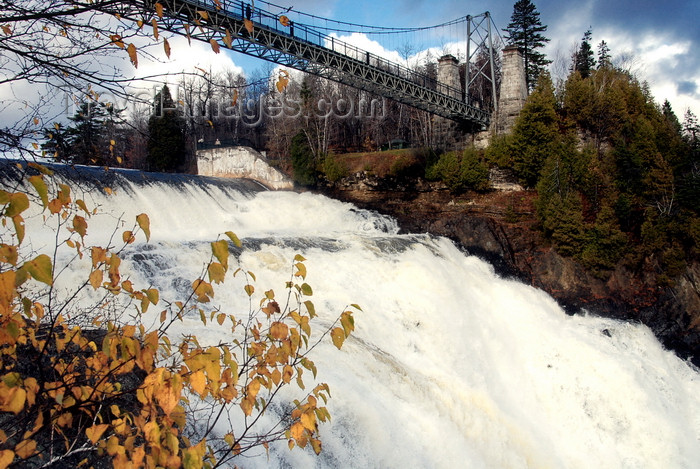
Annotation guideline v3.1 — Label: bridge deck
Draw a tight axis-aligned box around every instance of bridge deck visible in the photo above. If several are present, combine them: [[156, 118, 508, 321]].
[[124, 0, 490, 127]]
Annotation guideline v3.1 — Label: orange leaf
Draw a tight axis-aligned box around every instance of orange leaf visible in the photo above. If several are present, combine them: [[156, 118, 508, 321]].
[[127, 43, 138, 68], [73, 215, 88, 238], [122, 230, 134, 244], [151, 19, 159, 40], [279, 15, 291, 27], [163, 37, 171, 59], [244, 19, 254, 34], [110, 34, 124, 49], [198, 10, 209, 20], [155, 2, 164, 18], [209, 38, 220, 54], [269, 321, 288, 340]]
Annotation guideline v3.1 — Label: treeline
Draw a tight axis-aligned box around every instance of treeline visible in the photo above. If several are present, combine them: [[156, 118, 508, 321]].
[[40, 61, 446, 176], [487, 46, 699, 282]]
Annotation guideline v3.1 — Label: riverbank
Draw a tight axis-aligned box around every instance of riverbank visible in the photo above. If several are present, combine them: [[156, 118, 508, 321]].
[[315, 173, 700, 367]]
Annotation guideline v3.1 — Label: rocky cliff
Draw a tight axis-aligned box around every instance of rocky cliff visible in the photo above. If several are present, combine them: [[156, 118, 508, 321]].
[[319, 173, 700, 367]]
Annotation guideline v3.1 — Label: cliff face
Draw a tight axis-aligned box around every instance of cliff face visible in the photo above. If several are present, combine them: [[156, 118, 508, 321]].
[[319, 174, 700, 366]]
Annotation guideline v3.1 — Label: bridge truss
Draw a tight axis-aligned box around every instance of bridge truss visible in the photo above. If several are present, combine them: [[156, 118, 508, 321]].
[[122, 0, 499, 128]]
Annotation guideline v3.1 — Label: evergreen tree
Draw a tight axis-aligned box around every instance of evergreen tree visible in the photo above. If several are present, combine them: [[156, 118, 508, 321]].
[[67, 102, 109, 165], [597, 40, 612, 69], [574, 29, 596, 78], [290, 131, 316, 186], [147, 85, 186, 172], [503, 0, 552, 93], [510, 72, 559, 187], [41, 123, 71, 162]]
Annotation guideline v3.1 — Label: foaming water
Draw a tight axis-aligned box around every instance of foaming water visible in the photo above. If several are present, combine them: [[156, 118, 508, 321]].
[[4, 162, 699, 468]]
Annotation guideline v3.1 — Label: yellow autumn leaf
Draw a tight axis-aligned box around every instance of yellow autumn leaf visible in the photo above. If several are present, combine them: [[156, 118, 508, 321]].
[[183, 440, 206, 469], [269, 321, 288, 340], [14, 439, 36, 459], [0, 450, 14, 469], [155, 2, 164, 18], [0, 386, 26, 414], [89, 269, 103, 290], [189, 370, 206, 396], [85, 424, 109, 444], [3, 192, 29, 217], [146, 288, 159, 305], [198, 10, 209, 20], [163, 37, 171, 59], [330, 327, 345, 349], [289, 422, 304, 441], [300, 411, 316, 431], [208, 262, 226, 284], [156, 384, 179, 415], [225, 231, 242, 247], [211, 239, 229, 270], [136, 213, 150, 241], [192, 279, 214, 303], [22, 254, 53, 286], [28, 175, 48, 208], [224, 29, 233, 48], [310, 437, 322, 455], [151, 19, 159, 40]]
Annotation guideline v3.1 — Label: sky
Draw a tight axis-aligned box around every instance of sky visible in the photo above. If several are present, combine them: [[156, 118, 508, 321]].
[[2, 0, 699, 128], [127, 0, 700, 121]]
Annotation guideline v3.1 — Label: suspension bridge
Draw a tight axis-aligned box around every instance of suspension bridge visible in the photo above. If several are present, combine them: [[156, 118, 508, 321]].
[[121, 0, 503, 129]]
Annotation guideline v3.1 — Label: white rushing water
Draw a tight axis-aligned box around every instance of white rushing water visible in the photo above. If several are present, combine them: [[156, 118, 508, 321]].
[[9, 165, 700, 468]]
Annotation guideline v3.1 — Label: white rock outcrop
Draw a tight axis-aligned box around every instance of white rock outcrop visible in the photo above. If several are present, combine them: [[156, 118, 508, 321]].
[[196, 146, 293, 190]]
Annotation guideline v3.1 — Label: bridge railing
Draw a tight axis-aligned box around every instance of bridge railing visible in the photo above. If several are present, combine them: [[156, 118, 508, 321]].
[[184, 0, 468, 103]]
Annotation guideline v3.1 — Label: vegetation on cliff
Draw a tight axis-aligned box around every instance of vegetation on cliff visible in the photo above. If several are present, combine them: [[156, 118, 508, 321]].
[[488, 61, 699, 283]]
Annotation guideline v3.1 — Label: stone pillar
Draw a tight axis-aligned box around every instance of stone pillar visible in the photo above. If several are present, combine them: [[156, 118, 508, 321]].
[[493, 46, 527, 134], [433, 54, 467, 150], [437, 54, 460, 99]]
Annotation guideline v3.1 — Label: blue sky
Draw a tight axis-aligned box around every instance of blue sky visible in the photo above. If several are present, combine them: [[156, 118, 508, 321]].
[[2, 0, 697, 128], [194, 0, 699, 118]]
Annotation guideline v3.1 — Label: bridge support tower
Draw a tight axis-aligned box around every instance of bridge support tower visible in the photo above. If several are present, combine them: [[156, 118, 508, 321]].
[[432, 54, 473, 150], [492, 46, 528, 135]]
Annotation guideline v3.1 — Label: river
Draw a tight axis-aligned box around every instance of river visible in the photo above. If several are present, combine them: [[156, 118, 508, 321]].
[[3, 161, 699, 468]]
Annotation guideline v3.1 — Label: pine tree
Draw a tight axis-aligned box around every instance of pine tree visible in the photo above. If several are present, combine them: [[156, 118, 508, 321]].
[[147, 85, 187, 172], [67, 102, 109, 165], [510, 72, 559, 187], [573, 29, 596, 78], [597, 40, 612, 69], [41, 123, 71, 162], [503, 0, 552, 93]]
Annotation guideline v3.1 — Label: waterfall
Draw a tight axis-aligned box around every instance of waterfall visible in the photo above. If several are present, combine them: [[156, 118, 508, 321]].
[[3, 161, 699, 468]]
